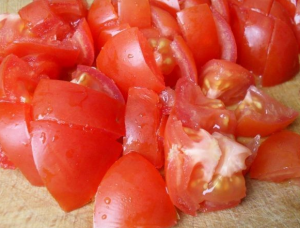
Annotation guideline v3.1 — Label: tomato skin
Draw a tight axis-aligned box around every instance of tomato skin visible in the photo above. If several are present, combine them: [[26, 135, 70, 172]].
[[262, 18, 299, 86], [72, 65, 125, 104], [0, 102, 43, 186], [94, 153, 177, 228], [31, 120, 122, 211], [177, 4, 221, 70], [118, 0, 151, 28], [235, 86, 299, 137], [250, 130, 300, 182], [96, 27, 165, 98], [212, 8, 237, 62], [123, 87, 163, 168], [151, 5, 181, 39], [5, 39, 80, 67], [32, 79, 125, 137], [170, 35, 198, 83], [231, 5, 275, 77], [199, 59, 255, 106]]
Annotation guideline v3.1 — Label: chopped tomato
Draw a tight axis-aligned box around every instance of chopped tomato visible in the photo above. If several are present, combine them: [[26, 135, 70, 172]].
[[235, 86, 299, 137], [32, 79, 125, 137], [94, 152, 177, 228], [0, 54, 41, 103], [0, 102, 43, 186], [151, 5, 181, 39], [170, 35, 198, 83], [211, 0, 231, 23], [175, 78, 237, 135], [150, 0, 180, 16], [22, 54, 61, 80], [250, 130, 300, 182], [71, 18, 95, 66], [45, 0, 88, 23], [18, 0, 71, 40], [71, 65, 125, 103], [199, 59, 255, 106], [123, 87, 163, 168], [31, 120, 122, 211], [96, 27, 165, 98], [118, 0, 151, 28], [164, 112, 249, 215], [177, 4, 221, 70]]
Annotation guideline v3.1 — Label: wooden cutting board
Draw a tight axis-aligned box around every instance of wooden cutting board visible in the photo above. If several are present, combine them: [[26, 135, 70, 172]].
[[0, 1, 299, 227]]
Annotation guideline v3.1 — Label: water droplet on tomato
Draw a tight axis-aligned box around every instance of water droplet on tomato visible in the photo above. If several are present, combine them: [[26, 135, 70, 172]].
[[46, 106, 53, 114], [127, 54, 134, 58], [101, 214, 107, 220], [104, 197, 111, 204], [51, 136, 58, 142]]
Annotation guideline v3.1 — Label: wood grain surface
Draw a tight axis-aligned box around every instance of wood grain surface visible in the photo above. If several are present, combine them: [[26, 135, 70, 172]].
[[0, 1, 300, 228]]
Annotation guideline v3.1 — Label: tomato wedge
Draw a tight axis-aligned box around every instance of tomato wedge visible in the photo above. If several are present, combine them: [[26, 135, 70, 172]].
[[123, 87, 163, 168], [235, 86, 299, 137], [250, 130, 300, 182], [96, 27, 165, 98], [94, 152, 177, 228], [31, 120, 122, 211], [0, 102, 43, 186]]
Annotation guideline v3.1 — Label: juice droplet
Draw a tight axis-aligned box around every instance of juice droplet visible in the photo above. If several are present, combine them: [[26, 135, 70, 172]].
[[101, 214, 107, 220]]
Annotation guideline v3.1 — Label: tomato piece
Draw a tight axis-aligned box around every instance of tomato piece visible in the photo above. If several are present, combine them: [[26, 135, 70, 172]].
[[199, 59, 255, 105], [71, 65, 125, 104], [94, 153, 177, 228], [151, 5, 181, 39], [87, 0, 118, 39], [18, 0, 71, 40], [5, 39, 80, 67], [170, 35, 198, 83], [177, 4, 221, 70], [123, 87, 163, 168], [118, 0, 151, 28], [46, 0, 88, 23], [250, 130, 300, 182], [96, 23, 130, 50], [0, 102, 43, 186], [32, 79, 125, 137], [164, 112, 222, 215], [295, 0, 300, 47], [22, 54, 61, 80], [96, 27, 165, 98], [31, 120, 122, 211], [0, 147, 16, 170], [235, 86, 299, 137], [231, 5, 275, 77], [212, 8, 237, 62], [71, 18, 95, 66], [0, 54, 41, 103], [262, 18, 299, 86], [175, 78, 237, 135], [164, 113, 250, 214]]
